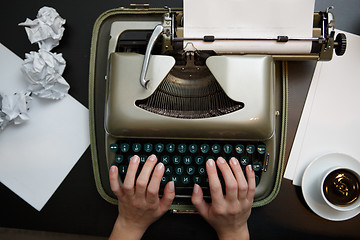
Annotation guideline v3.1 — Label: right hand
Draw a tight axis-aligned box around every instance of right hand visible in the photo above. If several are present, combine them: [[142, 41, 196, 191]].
[[191, 157, 255, 240]]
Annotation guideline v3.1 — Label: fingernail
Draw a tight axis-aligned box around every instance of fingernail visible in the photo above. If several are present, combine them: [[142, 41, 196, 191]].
[[217, 157, 226, 164], [247, 164, 253, 172], [193, 184, 200, 194], [131, 155, 139, 164], [230, 157, 238, 165], [110, 165, 116, 172], [169, 181, 175, 192], [207, 159, 215, 167], [149, 154, 157, 162], [156, 162, 164, 171]]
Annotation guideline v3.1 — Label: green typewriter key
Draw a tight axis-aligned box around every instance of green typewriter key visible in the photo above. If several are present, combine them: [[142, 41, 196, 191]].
[[189, 144, 198, 153], [246, 145, 255, 154], [235, 144, 245, 154], [165, 166, 173, 175], [212, 144, 221, 154], [186, 166, 196, 175], [183, 156, 192, 165], [120, 143, 130, 153], [193, 176, 201, 184], [252, 162, 263, 171], [118, 165, 127, 175], [223, 144, 232, 154], [139, 155, 147, 164], [171, 176, 179, 184], [161, 155, 170, 164], [235, 144, 244, 154], [181, 175, 191, 184], [195, 156, 204, 165], [175, 166, 184, 175], [114, 154, 123, 164], [132, 143, 141, 153], [200, 144, 210, 154], [172, 155, 181, 164], [109, 143, 118, 152], [178, 144, 187, 153], [198, 166, 206, 175], [144, 143, 153, 153], [257, 145, 266, 154], [155, 143, 164, 153], [166, 143, 175, 153], [240, 156, 250, 166], [161, 176, 168, 184]]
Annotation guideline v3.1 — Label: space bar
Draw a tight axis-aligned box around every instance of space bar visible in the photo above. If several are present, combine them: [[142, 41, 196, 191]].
[[173, 187, 210, 197]]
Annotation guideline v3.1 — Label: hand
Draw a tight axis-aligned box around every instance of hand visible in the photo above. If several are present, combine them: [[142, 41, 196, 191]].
[[191, 157, 255, 240], [109, 154, 175, 240]]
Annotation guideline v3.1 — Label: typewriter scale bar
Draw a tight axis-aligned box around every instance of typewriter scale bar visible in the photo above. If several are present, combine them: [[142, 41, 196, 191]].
[[109, 138, 267, 198], [174, 36, 319, 42]]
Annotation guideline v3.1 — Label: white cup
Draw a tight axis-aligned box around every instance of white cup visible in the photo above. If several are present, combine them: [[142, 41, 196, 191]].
[[320, 166, 360, 211]]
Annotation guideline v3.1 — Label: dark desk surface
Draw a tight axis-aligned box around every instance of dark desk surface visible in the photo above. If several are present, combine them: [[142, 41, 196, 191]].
[[1, 1, 359, 239]]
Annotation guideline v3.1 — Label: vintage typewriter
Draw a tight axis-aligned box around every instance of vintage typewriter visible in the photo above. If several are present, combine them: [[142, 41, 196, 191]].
[[89, 4, 346, 211]]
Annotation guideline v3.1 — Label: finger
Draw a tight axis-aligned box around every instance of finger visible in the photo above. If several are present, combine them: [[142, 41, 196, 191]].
[[122, 155, 140, 194], [229, 157, 248, 199], [146, 162, 165, 204], [109, 165, 122, 197], [159, 181, 175, 213], [216, 157, 238, 201], [191, 184, 210, 217], [135, 154, 158, 198], [245, 164, 256, 201], [206, 159, 224, 203]]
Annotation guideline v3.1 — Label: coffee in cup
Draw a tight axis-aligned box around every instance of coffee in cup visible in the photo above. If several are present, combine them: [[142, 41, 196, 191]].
[[321, 167, 360, 211]]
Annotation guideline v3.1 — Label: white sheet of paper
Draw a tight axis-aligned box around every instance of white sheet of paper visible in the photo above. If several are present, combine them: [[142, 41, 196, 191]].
[[283, 63, 322, 180], [0, 43, 89, 210], [183, 0, 315, 53], [284, 31, 360, 186]]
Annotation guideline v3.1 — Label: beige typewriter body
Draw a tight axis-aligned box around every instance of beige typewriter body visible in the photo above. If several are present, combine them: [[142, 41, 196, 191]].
[[89, 5, 346, 211], [106, 54, 274, 141]]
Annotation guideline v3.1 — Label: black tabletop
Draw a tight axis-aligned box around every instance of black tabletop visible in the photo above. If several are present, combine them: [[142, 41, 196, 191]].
[[1, 1, 359, 239]]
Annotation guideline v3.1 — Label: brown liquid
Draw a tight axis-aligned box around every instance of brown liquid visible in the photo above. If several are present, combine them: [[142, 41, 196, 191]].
[[323, 169, 360, 206]]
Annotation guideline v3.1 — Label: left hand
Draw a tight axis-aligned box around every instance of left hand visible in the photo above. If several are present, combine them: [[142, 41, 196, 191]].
[[109, 154, 175, 240]]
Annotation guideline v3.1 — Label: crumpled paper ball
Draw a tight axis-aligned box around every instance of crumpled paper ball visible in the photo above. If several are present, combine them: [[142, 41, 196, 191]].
[[19, 6, 66, 51], [0, 92, 32, 131], [22, 49, 69, 100]]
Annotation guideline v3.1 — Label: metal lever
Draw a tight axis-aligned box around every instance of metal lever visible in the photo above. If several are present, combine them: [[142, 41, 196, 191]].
[[140, 24, 164, 88]]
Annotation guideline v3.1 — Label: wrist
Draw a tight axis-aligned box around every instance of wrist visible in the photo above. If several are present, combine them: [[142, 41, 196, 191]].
[[109, 217, 147, 240], [217, 223, 249, 240]]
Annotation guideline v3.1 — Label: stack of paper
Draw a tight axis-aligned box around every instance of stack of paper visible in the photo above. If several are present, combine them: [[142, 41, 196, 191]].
[[284, 31, 360, 186], [0, 43, 89, 211]]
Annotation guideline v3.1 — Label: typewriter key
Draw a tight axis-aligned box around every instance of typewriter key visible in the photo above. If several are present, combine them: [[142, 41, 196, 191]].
[[109, 143, 118, 152]]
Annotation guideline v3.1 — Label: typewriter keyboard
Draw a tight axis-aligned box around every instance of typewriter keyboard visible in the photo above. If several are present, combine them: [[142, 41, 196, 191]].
[[109, 139, 266, 197]]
